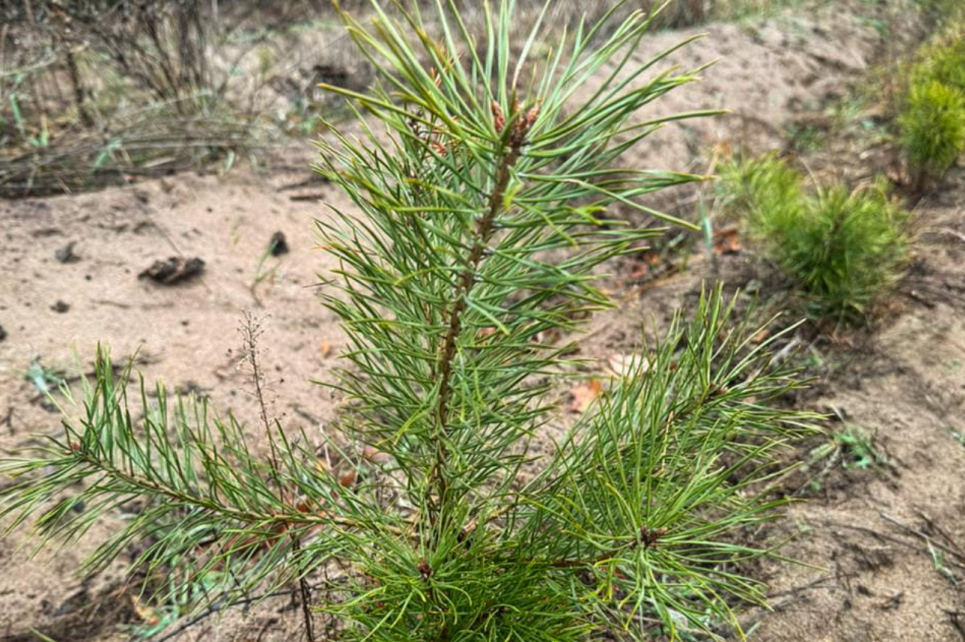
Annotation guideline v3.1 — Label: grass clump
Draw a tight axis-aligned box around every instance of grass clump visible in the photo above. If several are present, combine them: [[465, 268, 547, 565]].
[[720, 154, 910, 322], [1, 3, 817, 641]]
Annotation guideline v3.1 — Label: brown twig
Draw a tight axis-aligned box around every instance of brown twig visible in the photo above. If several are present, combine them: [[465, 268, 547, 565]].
[[240, 312, 284, 490], [238, 313, 315, 642], [293, 539, 316, 642], [915, 509, 965, 558]]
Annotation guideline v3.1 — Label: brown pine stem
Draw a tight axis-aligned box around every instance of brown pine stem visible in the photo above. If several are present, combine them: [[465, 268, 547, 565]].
[[427, 105, 538, 527]]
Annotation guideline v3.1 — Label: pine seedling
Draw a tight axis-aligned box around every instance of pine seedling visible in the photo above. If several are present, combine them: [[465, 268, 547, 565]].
[[1, 2, 818, 641], [720, 154, 910, 323], [901, 24, 965, 185], [900, 79, 965, 183], [917, 38, 965, 94]]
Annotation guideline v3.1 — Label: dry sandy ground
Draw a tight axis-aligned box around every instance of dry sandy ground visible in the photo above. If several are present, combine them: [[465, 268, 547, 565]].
[[2, 1, 964, 641]]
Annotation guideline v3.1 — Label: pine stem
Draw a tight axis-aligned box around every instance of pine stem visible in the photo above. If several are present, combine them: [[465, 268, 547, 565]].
[[428, 108, 534, 527]]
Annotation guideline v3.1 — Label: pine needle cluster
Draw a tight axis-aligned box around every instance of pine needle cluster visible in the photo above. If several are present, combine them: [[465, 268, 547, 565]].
[[1, 2, 817, 640]]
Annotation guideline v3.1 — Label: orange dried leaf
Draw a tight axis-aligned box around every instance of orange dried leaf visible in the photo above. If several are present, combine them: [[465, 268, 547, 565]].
[[568, 379, 603, 413], [713, 227, 742, 255], [131, 596, 160, 626], [362, 445, 389, 463]]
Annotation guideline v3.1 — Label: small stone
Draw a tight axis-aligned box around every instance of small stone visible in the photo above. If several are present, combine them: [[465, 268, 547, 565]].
[[51, 300, 70, 313], [269, 231, 289, 256], [55, 241, 80, 263]]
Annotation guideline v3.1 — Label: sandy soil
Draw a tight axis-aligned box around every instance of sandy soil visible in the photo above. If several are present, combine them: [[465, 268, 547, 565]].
[[730, 170, 965, 641], [2, 1, 964, 641]]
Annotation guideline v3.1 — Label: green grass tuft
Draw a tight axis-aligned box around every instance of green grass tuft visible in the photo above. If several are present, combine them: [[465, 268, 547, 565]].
[[720, 155, 910, 323]]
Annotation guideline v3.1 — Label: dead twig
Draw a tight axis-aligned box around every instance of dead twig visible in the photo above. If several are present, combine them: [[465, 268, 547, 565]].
[[151, 586, 299, 642], [915, 509, 965, 558], [943, 608, 965, 642], [880, 512, 965, 567], [239, 313, 315, 642]]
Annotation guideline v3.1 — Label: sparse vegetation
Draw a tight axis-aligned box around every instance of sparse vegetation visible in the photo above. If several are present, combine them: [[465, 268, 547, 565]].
[[0, 0, 822, 198], [0, 1, 261, 195], [719, 154, 910, 322], [835, 425, 886, 470]]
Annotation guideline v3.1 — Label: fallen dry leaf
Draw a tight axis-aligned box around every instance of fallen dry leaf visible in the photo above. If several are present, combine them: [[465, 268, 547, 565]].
[[339, 470, 358, 487], [713, 227, 742, 255], [568, 378, 603, 413], [131, 595, 160, 626], [751, 329, 771, 344], [362, 444, 390, 463]]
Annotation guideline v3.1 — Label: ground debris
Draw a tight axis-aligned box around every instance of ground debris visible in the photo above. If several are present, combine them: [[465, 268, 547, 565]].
[[270, 231, 290, 256], [568, 379, 602, 414], [55, 241, 80, 263], [139, 257, 205, 285]]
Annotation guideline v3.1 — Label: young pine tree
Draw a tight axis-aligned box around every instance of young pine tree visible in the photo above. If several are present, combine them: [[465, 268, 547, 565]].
[[1, 2, 816, 640]]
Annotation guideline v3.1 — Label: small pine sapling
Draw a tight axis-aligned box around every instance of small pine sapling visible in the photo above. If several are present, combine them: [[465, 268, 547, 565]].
[[901, 24, 965, 186], [720, 154, 910, 323], [912, 24, 965, 93], [900, 79, 965, 185], [1, 2, 817, 641]]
